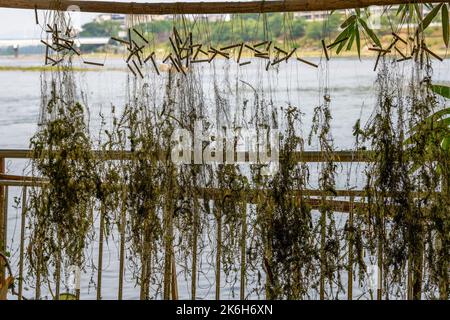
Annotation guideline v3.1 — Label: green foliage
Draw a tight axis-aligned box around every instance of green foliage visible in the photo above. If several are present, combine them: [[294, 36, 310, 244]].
[[305, 21, 323, 40], [405, 84, 450, 171], [80, 20, 122, 37], [330, 9, 380, 58]]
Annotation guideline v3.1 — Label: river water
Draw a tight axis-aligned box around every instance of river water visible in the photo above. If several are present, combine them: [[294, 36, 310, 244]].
[[1, 55, 449, 299]]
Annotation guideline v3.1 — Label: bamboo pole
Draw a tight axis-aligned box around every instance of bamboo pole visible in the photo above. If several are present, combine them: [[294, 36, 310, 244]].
[[118, 190, 127, 300], [319, 210, 326, 300], [140, 221, 152, 300], [163, 184, 175, 300], [0, 157, 4, 282], [439, 174, 449, 300], [54, 230, 61, 300], [18, 186, 26, 300], [347, 197, 354, 300], [0, 149, 375, 163], [97, 205, 105, 300], [2, 187, 7, 262], [215, 202, 222, 300], [171, 252, 178, 300], [191, 196, 199, 300], [407, 254, 413, 300], [240, 202, 247, 300], [376, 213, 384, 300], [0, 0, 446, 15]]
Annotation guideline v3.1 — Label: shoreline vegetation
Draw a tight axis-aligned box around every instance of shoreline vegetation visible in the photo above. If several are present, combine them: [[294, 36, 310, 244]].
[[1, 12, 450, 72], [1, 44, 449, 73]]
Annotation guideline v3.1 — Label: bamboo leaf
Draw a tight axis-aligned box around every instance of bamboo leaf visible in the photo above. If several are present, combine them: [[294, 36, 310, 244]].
[[358, 17, 381, 48], [419, 3, 443, 32], [346, 28, 356, 51], [442, 4, 449, 47], [414, 3, 423, 21], [341, 15, 357, 29], [432, 84, 450, 98], [355, 24, 361, 59], [396, 4, 405, 15], [441, 136, 450, 151]]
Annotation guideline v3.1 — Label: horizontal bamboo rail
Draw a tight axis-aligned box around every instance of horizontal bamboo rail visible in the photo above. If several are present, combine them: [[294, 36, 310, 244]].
[[0, 149, 372, 162], [0, 0, 447, 15]]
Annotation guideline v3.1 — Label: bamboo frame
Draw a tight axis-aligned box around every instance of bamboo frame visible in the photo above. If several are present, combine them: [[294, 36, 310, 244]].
[[18, 187, 26, 300], [118, 189, 127, 300], [0, 1, 446, 15], [0, 149, 444, 299], [0, 149, 374, 163], [0, 157, 5, 283], [240, 202, 246, 300], [191, 196, 200, 300], [97, 205, 105, 300], [347, 197, 354, 300], [215, 203, 222, 300]]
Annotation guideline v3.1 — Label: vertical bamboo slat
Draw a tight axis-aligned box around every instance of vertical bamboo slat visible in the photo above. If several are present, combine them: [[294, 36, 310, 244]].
[[347, 197, 354, 300], [163, 194, 174, 300], [54, 230, 61, 300], [215, 203, 222, 300], [18, 186, 26, 300], [171, 252, 178, 300], [240, 202, 247, 300], [377, 215, 383, 300], [2, 187, 7, 255], [118, 191, 127, 300], [0, 157, 5, 282], [140, 221, 152, 300], [191, 196, 199, 300], [97, 205, 105, 300], [320, 211, 326, 300]]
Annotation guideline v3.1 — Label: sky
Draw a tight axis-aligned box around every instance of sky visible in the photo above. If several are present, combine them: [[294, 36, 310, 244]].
[[0, 0, 239, 39]]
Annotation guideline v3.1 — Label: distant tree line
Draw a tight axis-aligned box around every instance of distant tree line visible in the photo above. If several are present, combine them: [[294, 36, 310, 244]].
[[79, 13, 345, 46]]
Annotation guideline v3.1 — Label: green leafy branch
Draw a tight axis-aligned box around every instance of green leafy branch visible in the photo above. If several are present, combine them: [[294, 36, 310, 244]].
[[329, 9, 381, 58]]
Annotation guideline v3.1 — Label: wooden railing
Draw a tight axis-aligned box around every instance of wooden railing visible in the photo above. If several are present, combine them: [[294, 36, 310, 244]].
[[0, 149, 442, 300], [0, 0, 447, 15]]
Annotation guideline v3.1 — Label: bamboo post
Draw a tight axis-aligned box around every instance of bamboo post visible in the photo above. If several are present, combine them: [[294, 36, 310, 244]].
[[439, 174, 449, 299], [2, 187, 7, 254], [54, 230, 61, 300], [140, 221, 152, 300], [171, 252, 178, 300], [407, 254, 413, 300], [118, 190, 127, 300], [97, 205, 105, 300], [240, 202, 247, 300], [215, 202, 222, 300], [35, 259, 41, 300], [438, 236, 448, 300], [191, 196, 199, 300], [320, 211, 326, 300], [412, 229, 424, 300], [139, 258, 147, 300], [18, 186, 26, 300], [376, 214, 383, 300], [0, 157, 5, 282], [163, 197, 174, 300], [347, 197, 354, 300]]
